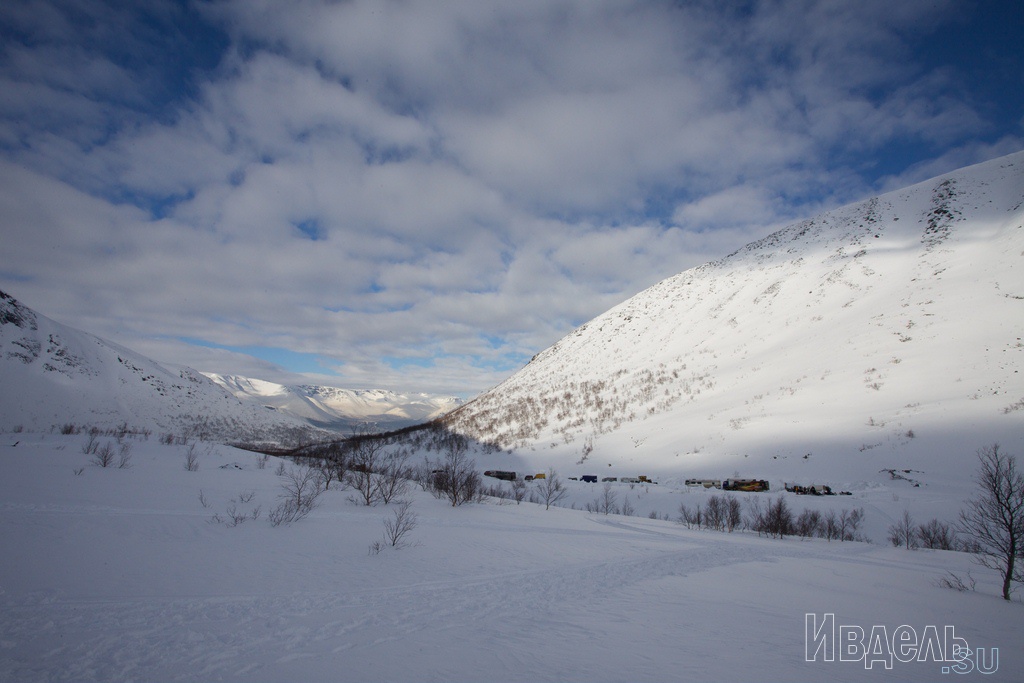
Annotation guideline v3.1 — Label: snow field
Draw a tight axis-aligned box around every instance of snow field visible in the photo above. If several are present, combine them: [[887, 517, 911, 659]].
[[2, 433, 1021, 682]]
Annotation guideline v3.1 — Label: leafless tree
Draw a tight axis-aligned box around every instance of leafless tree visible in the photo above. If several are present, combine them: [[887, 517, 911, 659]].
[[621, 495, 635, 517], [678, 501, 702, 529], [957, 444, 1024, 601], [510, 476, 527, 504], [838, 507, 865, 541], [346, 436, 386, 506], [888, 510, 918, 549], [536, 468, 568, 510], [725, 495, 742, 532], [748, 496, 792, 539], [596, 483, 618, 515], [704, 495, 725, 531], [376, 450, 411, 504], [795, 509, 823, 539], [430, 440, 479, 507], [918, 518, 957, 550]]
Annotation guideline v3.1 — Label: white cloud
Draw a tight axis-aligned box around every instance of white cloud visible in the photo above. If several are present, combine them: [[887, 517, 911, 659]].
[[0, 0, 1020, 397]]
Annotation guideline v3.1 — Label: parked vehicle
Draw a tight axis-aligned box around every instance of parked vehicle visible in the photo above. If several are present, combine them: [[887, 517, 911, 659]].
[[601, 477, 617, 482], [484, 470, 517, 481], [620, 476, 639, 484], [722, 478, 770, 492], [581, 475, 598, 483], [533, 472, 546, 480], [685, 479, 722, 489], [785, 483, 833, 495]]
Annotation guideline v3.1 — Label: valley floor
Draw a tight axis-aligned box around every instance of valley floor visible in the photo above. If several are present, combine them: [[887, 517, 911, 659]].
[[1, 434, 1020, 682]]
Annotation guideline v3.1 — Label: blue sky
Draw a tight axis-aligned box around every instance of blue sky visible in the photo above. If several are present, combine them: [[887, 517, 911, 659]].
[[1, 0, 1021, 397]]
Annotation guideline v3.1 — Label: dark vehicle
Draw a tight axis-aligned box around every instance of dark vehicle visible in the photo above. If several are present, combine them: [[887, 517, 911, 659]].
[[581, 475, 598, 483], [785, 483, 834, 495], [722, 478, 770, 492], [484, 470, 517, 481]]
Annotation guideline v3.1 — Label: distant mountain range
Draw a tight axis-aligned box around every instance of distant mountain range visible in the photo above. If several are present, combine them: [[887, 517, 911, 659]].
[[0, 291, 458, 443], [442, 151, 1024, 489], [203, 373, 462, 431]]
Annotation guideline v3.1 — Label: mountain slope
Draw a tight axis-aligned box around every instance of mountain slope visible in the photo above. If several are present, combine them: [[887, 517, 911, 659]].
[[0, 291, 327, 444], [444, 152, 1024, 488], [203, 373, 462, 430]]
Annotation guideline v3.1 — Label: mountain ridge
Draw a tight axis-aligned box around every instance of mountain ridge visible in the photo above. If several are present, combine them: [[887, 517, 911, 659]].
[[442, 152, 1024, 488]]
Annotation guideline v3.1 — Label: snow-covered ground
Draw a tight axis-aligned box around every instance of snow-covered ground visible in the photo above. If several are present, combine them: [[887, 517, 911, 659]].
[[2, 433, 1020, 682]]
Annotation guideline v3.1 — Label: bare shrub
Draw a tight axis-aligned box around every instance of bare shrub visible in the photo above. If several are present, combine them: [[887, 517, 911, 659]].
[[184, 443, 199, 471], [256, 453, 270, 470], [72, 467, 84, 476], [270, 464, 324, 526], [91, 442, 115, 468], [382, 500, 417, 547], [117, 441, 133, 469], [225, 503, 248, 527], [935, 570, 976, 592], [81, 433, 99, 455], [198, 489, 210, 508]]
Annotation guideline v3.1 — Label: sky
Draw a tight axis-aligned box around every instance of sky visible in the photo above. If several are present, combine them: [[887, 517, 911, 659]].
[[0, 0, 1021, 398]]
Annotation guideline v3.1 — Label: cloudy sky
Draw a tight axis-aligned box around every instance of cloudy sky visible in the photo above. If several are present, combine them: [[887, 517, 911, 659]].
[[1, 0, 1021, 397]]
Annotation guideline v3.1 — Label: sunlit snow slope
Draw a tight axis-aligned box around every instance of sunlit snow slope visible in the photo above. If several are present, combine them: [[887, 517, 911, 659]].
[[0, 291, 326, 444], [445, 152, 1024, 487]]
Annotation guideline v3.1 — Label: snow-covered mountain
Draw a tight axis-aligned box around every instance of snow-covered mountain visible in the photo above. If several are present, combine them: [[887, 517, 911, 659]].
[[203, 373, 462, 430], [444, 152, 1024, 491], [0, 291, 327, 445]]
